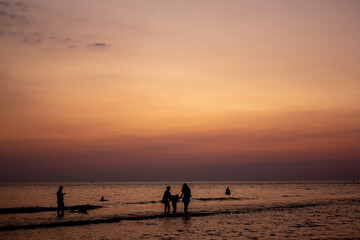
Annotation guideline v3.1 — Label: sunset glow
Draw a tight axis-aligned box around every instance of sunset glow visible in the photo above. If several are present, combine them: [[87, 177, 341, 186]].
[[1, 0, 359, 181]]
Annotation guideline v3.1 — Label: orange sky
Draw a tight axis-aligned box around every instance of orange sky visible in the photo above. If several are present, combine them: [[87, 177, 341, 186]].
[[0, 0, 359, 181]]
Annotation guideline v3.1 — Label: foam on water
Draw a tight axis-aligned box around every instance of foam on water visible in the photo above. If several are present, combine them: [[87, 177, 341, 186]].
[[0, 205, 102, 214]]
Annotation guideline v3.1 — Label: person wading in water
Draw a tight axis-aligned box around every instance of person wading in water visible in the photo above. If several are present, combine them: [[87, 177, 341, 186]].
[[180, 183, 191, 214], [161, 186, 171, 213], [57, 186, 66, 216]]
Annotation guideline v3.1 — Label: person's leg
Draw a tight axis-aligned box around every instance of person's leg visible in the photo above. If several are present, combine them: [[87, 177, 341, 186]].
[[60, 203, 64, 215], [164, 202, 170, 213], [184, 201, 189, 214]]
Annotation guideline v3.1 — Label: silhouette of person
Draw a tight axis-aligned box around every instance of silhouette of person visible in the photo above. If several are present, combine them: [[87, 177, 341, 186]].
[[57, 186, 66, 216], [180, 183, 191, 214], [225, 187, 231, 195], [100, 196, 108, 201], [161, 186, 171, 213], [170, 194, 179, 213]]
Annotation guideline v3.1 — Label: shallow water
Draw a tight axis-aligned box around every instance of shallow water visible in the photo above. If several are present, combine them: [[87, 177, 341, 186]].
[[0, 182, 359, 239]]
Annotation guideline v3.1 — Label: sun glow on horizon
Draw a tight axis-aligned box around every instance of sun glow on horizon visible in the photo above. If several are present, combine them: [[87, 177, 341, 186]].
[[1, 0, 359, 181]]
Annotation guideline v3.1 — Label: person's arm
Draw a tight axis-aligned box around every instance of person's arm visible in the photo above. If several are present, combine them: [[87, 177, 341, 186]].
[[180, 192, 183, 198]]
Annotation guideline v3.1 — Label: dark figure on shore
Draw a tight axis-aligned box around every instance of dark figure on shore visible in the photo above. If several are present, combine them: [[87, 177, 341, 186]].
[[170, 194, 179, 213], [225, 187, 231, 195], [57, 186, 66, 216], [161, 186, 171, 213], [180, 183, 191, 214]]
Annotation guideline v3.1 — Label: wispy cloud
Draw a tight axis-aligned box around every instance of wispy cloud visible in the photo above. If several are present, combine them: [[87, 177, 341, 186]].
[[0, 1, 28, 18], [1, 1, 147, 51], [0, 1, 33, 40], [0, 1, 74, 47], [87, 42, 110, 48], [0, 1, 10, 7]]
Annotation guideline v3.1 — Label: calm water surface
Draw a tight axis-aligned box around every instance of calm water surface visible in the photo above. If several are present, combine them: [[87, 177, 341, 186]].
[[0, 182, 359, 239]]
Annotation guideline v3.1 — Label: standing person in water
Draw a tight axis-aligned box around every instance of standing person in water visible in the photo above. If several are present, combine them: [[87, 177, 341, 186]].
[[57, 186, 66, 216], [225, 187, 231, 195], [161, 186, 171, 213], [180, 183, 191, 214]]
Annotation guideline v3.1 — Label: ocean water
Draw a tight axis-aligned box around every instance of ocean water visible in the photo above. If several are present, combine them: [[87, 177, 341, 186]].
[[0, 182, 359, 239]]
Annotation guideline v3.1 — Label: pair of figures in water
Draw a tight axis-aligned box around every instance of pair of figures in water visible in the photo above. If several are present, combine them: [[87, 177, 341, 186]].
[[162, 183, 191, 214]]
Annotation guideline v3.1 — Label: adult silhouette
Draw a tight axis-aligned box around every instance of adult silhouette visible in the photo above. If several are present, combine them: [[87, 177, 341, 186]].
[[56, 186, 66, 216], [161, 186, 171, 213], [180, 183, 191, 214]]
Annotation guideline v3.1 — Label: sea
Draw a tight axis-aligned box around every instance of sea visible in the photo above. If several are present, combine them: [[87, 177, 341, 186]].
[[0, 181, 359, 239]]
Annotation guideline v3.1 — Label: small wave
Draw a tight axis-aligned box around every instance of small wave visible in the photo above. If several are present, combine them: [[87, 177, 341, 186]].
[[194, 197, 251, 201], [125, 201, 160, 205], [281, 195, 303, 198], [0, 205, 102, 214]]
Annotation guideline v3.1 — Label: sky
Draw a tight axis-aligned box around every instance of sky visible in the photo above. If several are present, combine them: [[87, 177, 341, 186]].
[[0, 0, 359, 181]]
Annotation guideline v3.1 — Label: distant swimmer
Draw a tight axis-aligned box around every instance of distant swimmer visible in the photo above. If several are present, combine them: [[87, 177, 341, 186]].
[[57, 186, 66, 216], [100, 196, 108, 201], [225, 187, 231, 195]]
